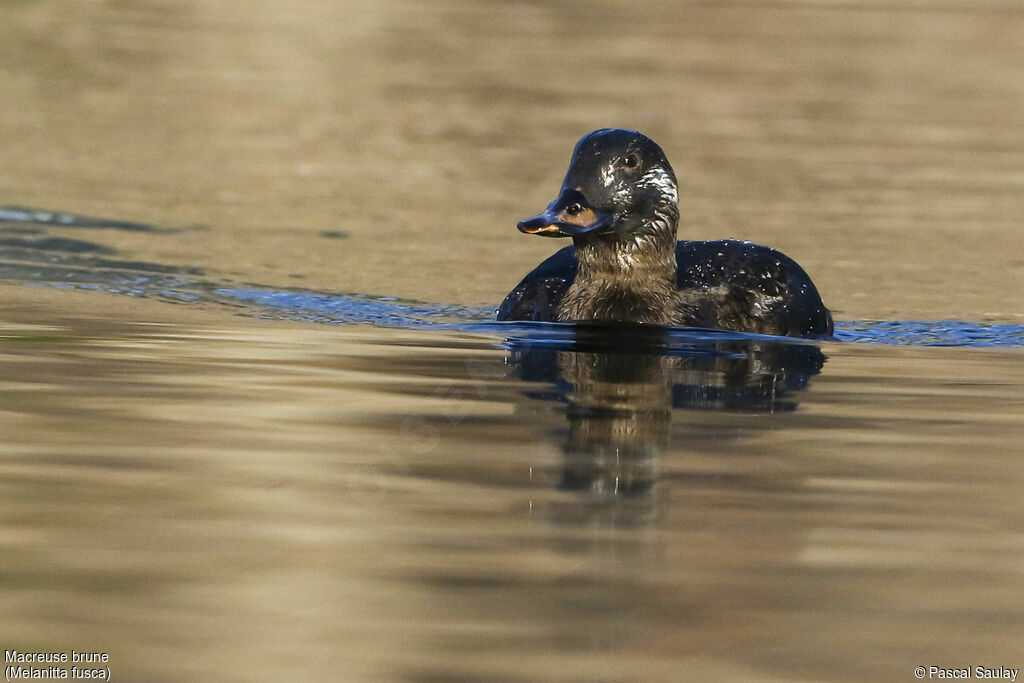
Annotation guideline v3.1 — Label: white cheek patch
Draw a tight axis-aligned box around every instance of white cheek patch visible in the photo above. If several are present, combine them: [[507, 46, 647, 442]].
[[640, 167, 678, 204], [600, 163, 617, 189], [604, 166, 678, 205]]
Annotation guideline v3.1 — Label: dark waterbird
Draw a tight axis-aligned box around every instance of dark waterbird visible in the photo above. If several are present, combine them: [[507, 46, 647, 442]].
[[498, 129, 833, 339]]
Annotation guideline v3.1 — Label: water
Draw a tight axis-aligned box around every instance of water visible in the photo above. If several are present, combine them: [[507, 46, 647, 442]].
[[2, 1, 1024, 681], [1, 294, 1022, 681], [4, 209, 1023, 345]]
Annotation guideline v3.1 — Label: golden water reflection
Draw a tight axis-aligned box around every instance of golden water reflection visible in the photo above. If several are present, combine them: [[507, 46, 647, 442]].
[[1, 294, 1021, 680], [2, 0, 1024, 679]]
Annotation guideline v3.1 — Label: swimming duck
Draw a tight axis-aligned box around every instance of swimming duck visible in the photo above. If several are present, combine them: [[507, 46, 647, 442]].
[[497, 129, 834, 339]]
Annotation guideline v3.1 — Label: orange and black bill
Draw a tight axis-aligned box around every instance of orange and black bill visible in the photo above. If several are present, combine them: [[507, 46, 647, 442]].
[[517, 188, 612, 237]]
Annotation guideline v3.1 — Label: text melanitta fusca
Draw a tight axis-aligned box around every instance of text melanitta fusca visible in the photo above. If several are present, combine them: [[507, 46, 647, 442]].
[[497, 128, 833, 339]]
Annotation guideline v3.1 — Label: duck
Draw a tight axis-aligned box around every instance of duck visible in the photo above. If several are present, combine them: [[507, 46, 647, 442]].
[[496, 128, 834, 339]]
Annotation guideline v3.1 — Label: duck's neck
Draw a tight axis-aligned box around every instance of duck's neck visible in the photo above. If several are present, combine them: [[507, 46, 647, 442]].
[[559, 201, 683, 325]]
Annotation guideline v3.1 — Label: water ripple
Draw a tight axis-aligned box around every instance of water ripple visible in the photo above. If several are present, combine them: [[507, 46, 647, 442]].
[[835, 320, 1024, 347], [1, 208, 1021, 347]]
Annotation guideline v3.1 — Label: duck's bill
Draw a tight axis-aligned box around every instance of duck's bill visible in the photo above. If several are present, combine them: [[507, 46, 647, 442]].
[[516, 195, 612, 237]]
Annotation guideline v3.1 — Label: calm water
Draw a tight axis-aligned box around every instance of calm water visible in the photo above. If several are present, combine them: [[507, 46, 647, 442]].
[[2, 1, 1024, 681]]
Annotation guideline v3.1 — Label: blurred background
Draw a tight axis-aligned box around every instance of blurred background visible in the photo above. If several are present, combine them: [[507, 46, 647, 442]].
[[2, 2, 1023, 681]]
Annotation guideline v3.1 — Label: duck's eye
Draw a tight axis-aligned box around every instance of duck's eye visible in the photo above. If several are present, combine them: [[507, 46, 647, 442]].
[[565, 202, 584, 216], [622, 154, 639, 168]]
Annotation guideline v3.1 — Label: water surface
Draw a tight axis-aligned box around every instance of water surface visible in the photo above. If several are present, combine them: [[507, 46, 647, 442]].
[[2, 289, 1022, 681], [2, 1, 1023, 681]]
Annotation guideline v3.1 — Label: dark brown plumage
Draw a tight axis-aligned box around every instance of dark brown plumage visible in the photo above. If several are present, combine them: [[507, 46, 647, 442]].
[[497, 129, 833, 339]]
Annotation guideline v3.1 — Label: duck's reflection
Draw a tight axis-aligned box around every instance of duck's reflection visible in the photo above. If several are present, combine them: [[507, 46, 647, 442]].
[[506, 325, 825, 509]]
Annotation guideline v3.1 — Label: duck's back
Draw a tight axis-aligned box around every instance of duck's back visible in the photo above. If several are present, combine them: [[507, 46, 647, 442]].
[[675, 240, 833, 338], [497, 240, 833, 339]]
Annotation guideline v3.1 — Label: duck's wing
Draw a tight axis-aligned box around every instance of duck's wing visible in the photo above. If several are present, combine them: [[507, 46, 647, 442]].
[[496, 246, 577, 322], [676, 240, 834, 339]]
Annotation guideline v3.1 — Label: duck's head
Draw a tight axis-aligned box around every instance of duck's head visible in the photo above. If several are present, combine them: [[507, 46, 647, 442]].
[[517, 128, 678, 239]]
